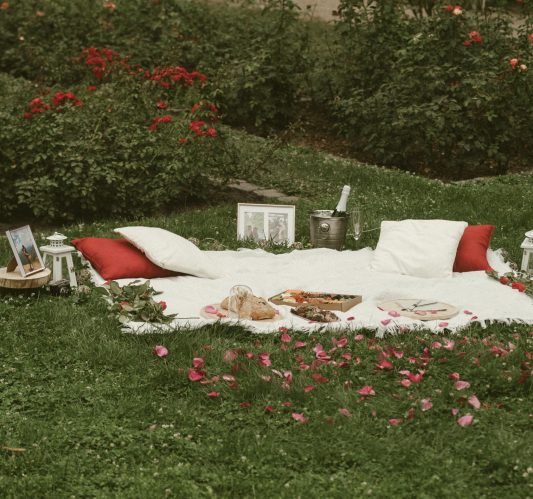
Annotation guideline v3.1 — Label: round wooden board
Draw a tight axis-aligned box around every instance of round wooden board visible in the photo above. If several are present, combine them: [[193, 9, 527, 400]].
[[379, 299, 459, 321], [200, 303, 285, 323], [0, 267, 51, 289]]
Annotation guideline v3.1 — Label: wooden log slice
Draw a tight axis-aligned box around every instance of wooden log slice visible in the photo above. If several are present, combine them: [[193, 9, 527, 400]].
[[0, 267, 51, 289]]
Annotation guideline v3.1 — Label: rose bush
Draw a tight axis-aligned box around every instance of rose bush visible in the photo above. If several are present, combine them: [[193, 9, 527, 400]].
[[0, 56, 239, 221]]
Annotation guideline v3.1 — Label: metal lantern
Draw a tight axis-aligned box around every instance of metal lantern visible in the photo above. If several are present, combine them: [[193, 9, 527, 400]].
[[40, 232, 77, 287], [520, 230, 533, 275]]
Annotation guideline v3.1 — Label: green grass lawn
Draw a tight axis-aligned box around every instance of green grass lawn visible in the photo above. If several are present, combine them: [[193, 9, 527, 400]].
[[1, 139, 533, 498]]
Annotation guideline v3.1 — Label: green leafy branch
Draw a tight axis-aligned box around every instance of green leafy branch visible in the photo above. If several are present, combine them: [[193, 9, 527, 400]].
[[97, 280, 176, 324]]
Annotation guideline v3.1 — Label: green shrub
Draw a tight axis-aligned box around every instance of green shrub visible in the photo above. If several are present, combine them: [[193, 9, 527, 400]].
[[327, 0, 533, 177], [0, 66, 239, 221]]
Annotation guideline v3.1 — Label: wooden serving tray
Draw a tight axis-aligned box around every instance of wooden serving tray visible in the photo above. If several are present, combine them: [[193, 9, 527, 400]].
[[269, 290, 362, 312]]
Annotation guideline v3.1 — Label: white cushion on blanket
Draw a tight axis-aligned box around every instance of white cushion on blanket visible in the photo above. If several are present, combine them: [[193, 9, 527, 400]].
[[115, 226, 220, 279], [370, 219, 468, 278]]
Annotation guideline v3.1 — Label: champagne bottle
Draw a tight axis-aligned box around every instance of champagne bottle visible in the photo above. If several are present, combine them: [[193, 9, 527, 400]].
[[331, 185, 351, 217]]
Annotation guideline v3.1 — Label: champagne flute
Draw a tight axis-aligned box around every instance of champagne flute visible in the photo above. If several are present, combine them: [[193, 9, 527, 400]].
[[351, 207, 363, 243]]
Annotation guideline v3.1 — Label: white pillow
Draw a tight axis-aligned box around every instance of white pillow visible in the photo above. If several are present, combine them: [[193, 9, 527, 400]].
[[115, 226, 221, 279], [370, 219, 468, 278]]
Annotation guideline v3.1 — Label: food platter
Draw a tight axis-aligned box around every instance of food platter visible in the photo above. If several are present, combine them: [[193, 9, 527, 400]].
[[378, 299, 459, 321], [270, 289, 362, 312]]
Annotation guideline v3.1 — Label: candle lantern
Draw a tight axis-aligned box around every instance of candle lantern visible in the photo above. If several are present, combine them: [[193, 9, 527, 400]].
[[520, 230, 533, 275], [40, 232, 77, 287]]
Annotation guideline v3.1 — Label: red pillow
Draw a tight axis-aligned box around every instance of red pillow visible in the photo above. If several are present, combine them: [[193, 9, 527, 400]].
[[453, 225, 495, 272], [71, 237, 181, 280]]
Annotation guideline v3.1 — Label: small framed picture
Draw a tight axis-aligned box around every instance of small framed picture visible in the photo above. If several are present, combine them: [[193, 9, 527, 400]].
[[237, 203, 296, 245], [5, 225, 45, 277]]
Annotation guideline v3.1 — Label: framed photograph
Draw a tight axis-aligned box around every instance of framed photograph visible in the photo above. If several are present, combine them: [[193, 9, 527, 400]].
[[5, 225, 45, 277], [237, 203, 296, 245]]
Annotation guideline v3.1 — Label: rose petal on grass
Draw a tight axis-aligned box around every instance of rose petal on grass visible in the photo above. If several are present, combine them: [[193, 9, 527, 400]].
[[354, 334, 364, 341], [357, 385, 375, 396], [282, 401, 292, 407], [304, 385, 316, 393], [400, 379, 412, 388], [339, 408, 352, 418], [294, 341, 306, 348], [207, 391, 220, 397], [443, 340, 455, 351], [292, 412, 308, 423], [280, 332, 291, 343], [420, 399, 433, 411], [457, 414, 474, 427], [264, 405, 275, 413], [455, 380, 471, 391], [448, 372, 461, 381], [377, 359, 394, 370], [222, 374, 235, 382], [188, 368, 206, 382], [451, 408, 460, 416], [240, 402, 252, 409], [278, 326, 289, 333], [468, 395, 481, 409], [438, 322, 449, 328], [431, 341, 442, 349], [337, 337, 348, 348], [192, 357, 204, 369], [388, 418, 403, 426], [153, 345, 169, 358], [223, 350, 238, 362]]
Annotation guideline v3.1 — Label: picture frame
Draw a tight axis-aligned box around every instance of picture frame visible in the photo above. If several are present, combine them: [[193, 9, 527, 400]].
[[5, 225, 45, 277], [237, 203, 296, 245]]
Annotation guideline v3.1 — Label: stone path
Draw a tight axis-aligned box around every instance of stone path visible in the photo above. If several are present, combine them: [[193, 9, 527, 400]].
[[228, 179, 300, 203]]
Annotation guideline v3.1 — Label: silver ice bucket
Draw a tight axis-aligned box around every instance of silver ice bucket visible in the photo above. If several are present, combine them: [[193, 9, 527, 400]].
[[309, 210, 348, 250]]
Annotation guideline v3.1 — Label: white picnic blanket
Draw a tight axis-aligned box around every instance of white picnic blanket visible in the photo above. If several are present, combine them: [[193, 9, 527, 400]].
[[89, 247, 533, 336]]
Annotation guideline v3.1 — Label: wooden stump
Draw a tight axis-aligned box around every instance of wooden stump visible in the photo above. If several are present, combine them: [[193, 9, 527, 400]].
[[0, 267, 51, 289]]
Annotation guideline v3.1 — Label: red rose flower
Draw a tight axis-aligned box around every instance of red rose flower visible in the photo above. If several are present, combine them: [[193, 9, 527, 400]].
[[511, 282, 526, 292], [156, 100, 168, 109]]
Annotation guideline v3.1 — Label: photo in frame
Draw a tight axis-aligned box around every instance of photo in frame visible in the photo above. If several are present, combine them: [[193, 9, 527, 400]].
[[237, 203, 296, 245], [5, 225, 45, 277]]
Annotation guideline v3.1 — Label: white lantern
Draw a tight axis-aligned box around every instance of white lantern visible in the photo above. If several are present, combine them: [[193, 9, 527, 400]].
[[520, 230, 533, 275], [40, 232, 78, 287]]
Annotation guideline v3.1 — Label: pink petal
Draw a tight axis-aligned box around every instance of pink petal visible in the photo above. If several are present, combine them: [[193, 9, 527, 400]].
[[188, 368, 205, 382], [280, 332, 292, 343], [431, 341, 442, 349], [381, 319, 391, 326], [377, 359, 394, 370], [468, 395, 481, 410], [388, 310, 401, 317], [282, 401, 292, 407], [346, 316, 355, 321], [222, 374, 235, 382], [278, 326, 289, 333], [152, 345, 169, 358], [260, 375, 272, 382], [354, 334, 364, 341], [399, 369, 411, 375], [223, 350, 238, 362], [304, 385, 316, 393], [400, 379, 412, 388], [388, 418, 403, 426], [291, 412, 307, 423], [455, 380, 471, 391], [294, 341, 306, 348], [264, 405, 275, 413], [438, 322, 449, 328], [207, 391, 220, 397], [443, 340, 455, 351], [407, 373, 423, 383], [339, 408, 352, 417], [448, 372, 461, 381], [192, 357, 204, 369], [457, 414, 474, 427], [357, 385, 375, 396], [451, 408, 460, 416], [204, 305, 218, 314], [240, 402, 252, 409], [463, 310, 473, 315], [420, 398, 433, 411], [336, 337, 348, 348], [283, 370, 293, 383]]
